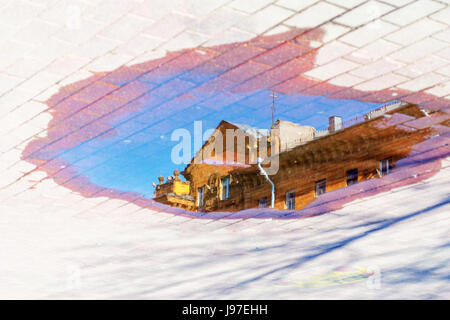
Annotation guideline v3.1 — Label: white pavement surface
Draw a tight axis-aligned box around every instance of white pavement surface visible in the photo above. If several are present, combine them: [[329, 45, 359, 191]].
[[0, 162, 449, 299]]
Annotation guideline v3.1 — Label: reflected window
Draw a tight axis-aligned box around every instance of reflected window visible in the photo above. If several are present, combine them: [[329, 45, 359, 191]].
[[197, 186, 205, 208], [346, 169, 358, 186], [259, 197, 267, 208], [315, 179, 326, 196], [286, 190, 295, 210], [221, 176, 230, 200], [379, 157, 393, 176]]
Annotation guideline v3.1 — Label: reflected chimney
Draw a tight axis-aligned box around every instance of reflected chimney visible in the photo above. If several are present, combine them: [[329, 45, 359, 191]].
[[328, 116, 342, 133]]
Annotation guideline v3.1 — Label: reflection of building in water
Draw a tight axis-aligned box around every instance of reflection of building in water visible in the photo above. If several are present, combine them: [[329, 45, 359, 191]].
[[153, 170, 194, 210], [154, 101, 447, 212]]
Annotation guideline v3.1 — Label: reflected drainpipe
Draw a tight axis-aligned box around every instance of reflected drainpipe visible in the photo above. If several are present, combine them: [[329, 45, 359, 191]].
[[257, 157, 275, 209]]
